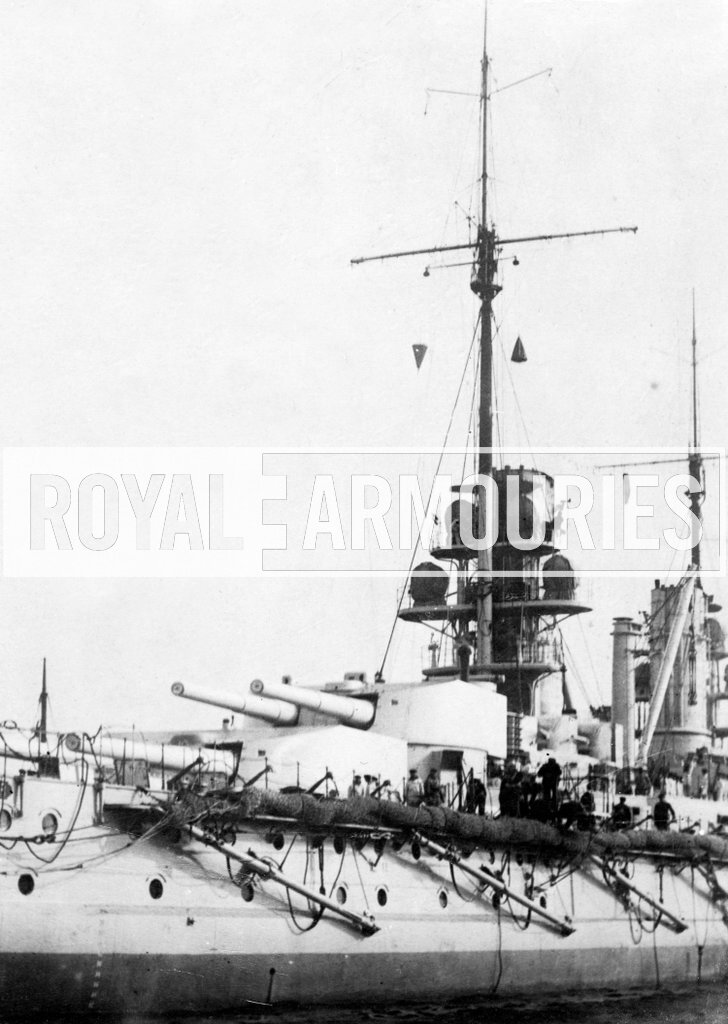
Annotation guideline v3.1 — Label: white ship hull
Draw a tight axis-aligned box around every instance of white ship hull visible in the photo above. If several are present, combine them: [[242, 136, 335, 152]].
[[1, 777, 727, 1015]]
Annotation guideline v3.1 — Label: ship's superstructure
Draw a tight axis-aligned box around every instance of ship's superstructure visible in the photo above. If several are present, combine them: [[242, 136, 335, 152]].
[[609, 302, 728, 804], [0, 9, 727, 1017]]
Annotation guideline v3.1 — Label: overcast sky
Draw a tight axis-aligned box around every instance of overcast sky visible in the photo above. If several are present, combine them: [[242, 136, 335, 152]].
[[0, 1, 726, 732]]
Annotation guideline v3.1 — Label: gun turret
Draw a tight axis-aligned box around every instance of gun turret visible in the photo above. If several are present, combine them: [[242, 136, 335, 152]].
[[249, 678, 375, 729], [171, 681, 299, 725]]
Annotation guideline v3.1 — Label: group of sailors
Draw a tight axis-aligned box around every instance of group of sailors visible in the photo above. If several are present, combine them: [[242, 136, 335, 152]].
[[346, 767, 453, 808], [404, 767, 447, 807], [346, 773, 397, 800], [496, 755, 568, 823], [496, 757, 681, 833], [681, 755, 726, 801], [344, 757, 683, 833], [610, 793, 677, 830], [617, 755, 727, 802], [346, 767, 455, 808]]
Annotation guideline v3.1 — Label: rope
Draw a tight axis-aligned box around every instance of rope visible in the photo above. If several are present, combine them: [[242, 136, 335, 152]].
[[352, 843, 371, 912], [448, 855, 483, 903], [21, 760, 90, 866], [378, 310, 482, 678], [284, 838, 325, 933], [490, 901, 503, 994]]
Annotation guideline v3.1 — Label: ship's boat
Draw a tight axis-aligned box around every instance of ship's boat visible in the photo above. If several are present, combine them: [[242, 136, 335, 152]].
[[1, 6, 728, 1018]]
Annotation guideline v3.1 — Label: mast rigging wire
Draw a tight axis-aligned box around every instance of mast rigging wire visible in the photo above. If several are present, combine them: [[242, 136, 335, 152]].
[[377, 312, 482, 680]]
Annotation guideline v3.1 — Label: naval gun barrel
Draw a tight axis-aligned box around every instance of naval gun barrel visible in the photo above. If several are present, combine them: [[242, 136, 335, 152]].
[[250, 678, 375, 728], [64, 732, 235, 773], [171, 681, 299, 725]]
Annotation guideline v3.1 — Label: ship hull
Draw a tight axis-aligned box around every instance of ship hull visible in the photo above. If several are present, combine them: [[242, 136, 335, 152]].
[[1, 853, 726, 1014], [0, 932, 726, 1014], [2, 777, 727, 1014]]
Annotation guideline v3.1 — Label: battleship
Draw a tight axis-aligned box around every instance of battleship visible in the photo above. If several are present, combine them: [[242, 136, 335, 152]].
[[1, 4, 728, 1017]]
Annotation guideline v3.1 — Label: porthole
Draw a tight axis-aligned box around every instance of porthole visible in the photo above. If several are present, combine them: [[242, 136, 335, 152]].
[[376, 887, 388, 907], [18, 874, 34, 895], [410, 840, 421, 861], [335, 885, 348, 905], [438, 889, 448, 909], [148, 878, 164, 900], [41, 812, 58, 838], [272, 833, 285, 851], [0, 808, 11, 832], [539, 895, 547, 909], [333, 836, 346, 855]]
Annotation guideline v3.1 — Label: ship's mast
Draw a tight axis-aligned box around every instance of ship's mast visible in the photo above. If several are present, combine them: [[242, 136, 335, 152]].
[[688, 290, 702, 573], [39, 657, 48, 745], [476, 14, 493, 665], [353, 11, 637, 685], [478, 11, 491, 472]]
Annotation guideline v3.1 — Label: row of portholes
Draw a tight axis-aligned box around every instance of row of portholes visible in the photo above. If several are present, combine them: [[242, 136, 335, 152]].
[[12, 875, 482, 913], [14, 873, 166, 901], [268, 834, 390, 858], [334, 884, 450, 910], [235, 881, 393, 907], [236, 881, 445, 910], [12, 875, 534, 913], [0, 809, 59, 836], [335, 884, 390, 907]]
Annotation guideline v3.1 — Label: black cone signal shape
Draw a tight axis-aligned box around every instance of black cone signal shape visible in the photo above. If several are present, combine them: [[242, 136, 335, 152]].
[[511, 336, 527, 363], [412, 344, 428, 369]]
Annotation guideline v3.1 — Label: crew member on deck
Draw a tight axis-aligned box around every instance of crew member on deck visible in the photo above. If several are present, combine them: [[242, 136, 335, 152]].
[[371, 777, 395, 800], [580, 784, 595, 815], [711, 772, 723, 802], [424, 768, 445, 807], [348, 774, 364, 798], [653, 792, 676, 830], [520, 772, 536, 817], [466, 776, 476, 813], [473, 777, 486, 815], [537, 756, 562, 813], [499, 762, 523, 817], [466, 776, 487, 815], [579, 784, 596, 827], [404, 768, 424, 807], [611, 796, 632, 829]]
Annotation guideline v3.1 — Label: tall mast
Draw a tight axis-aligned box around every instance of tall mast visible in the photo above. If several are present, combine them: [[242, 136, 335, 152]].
[[39, 657, 48, 745], [478, 10, 492, 469], [476, 9, 493, 665], [352, 12, 637, 684], [692, 292, 698, 451], [689, 290, 702, 572]]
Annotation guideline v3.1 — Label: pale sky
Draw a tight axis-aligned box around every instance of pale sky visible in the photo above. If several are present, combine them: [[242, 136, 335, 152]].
[[0, 1, 726, 732]]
